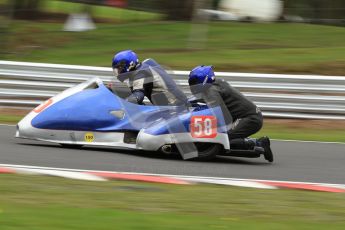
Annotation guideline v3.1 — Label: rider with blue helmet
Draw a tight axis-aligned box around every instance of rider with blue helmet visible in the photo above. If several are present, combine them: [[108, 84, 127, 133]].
[[112, 50, 139, 78], [111, 50, 188, 106], [188, 65, 273, 162]]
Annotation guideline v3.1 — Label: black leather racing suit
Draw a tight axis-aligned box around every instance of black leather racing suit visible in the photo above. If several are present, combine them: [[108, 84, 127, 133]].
[[199, 79, 263, 149]]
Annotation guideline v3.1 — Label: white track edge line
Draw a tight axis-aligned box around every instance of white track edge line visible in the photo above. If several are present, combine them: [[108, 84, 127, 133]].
[[1, 163, 344, 188], [271, 139, 345, 145], [0, 124, 16, 127]]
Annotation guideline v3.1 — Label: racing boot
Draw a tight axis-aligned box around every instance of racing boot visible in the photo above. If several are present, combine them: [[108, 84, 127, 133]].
[[257, 136, 273, 162]]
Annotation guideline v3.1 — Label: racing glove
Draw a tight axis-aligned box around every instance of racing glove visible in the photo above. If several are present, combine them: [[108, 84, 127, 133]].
[[126, 90, 145, 105]]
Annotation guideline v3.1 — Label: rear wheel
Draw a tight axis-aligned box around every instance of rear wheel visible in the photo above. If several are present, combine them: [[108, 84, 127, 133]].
[[173, 143, 223, 160], [194, 143, 223, 160]]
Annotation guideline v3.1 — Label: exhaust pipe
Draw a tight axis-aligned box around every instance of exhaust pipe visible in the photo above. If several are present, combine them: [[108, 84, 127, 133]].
[[161, 144, 172, 154]]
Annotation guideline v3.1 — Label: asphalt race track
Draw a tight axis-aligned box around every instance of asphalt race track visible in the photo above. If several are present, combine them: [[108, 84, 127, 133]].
[[0, 125, 344, 184]]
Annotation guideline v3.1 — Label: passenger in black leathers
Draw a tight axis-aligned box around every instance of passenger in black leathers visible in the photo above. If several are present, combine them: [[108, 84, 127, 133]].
[[188, 65, 273, 162]]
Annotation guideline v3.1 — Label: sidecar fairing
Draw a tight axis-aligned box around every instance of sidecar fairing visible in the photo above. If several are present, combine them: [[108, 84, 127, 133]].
[[16, 78, 230, 157]]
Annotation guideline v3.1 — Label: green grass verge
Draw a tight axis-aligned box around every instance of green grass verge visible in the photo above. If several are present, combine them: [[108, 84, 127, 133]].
[[43, 0, 161, 22], [0, 115, 23, 124], [3, 21, 345, 74], [254, 122, 345, 143], [2, 114, 344, 143], [1, 174, 345, 229]]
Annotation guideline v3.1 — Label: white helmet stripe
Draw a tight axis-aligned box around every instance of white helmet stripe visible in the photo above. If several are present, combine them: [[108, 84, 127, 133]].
[[202, 75, 209, 85]]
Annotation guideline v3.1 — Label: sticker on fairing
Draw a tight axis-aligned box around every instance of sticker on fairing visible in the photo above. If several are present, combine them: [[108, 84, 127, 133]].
[[84, 132, 94, 142], [191, 116, 217, 138], [33, 99, 53, 113]]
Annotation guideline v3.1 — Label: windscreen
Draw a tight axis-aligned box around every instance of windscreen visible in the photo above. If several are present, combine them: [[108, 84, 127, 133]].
[[114, 59, 189, 106]]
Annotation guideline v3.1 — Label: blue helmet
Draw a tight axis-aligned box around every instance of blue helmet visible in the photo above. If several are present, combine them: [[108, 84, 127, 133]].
[[188, 65, 215, 87], [112, 50, 140, 77]]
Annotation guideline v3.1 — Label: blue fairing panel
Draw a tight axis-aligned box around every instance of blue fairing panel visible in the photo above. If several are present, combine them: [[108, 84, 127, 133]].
[[32, 84, 229, 134], [32, 84, 164, 131]]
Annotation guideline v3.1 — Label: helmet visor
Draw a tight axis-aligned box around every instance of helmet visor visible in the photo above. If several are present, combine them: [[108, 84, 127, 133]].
[[112, 60, 127, 78], [112, 68, 120, 78], [189, 82, 213, 95]]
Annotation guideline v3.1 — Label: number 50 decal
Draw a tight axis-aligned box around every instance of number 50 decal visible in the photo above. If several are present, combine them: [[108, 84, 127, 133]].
[[191, 116, 217, 138]]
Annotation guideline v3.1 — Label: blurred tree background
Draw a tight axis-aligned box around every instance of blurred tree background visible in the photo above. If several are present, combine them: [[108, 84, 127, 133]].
[[12, 0, 42, 19], [284, 0, 345, 20], [0, 0, 344, 74], [4, 0, 345, 21]]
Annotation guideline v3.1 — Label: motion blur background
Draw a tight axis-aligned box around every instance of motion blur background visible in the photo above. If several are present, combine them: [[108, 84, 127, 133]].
[[0, 0, 344, 132], [0, 0, 344, 74], [0, 2, 345, 229]]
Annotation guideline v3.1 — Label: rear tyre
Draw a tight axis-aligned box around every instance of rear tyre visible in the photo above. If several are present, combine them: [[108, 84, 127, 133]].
[[175, 143, 223, 160], [60, 144, 83, 149], [195, 143, 223, 160]]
